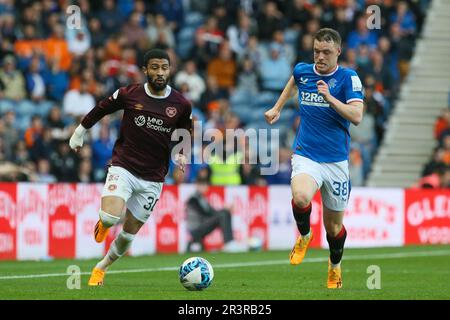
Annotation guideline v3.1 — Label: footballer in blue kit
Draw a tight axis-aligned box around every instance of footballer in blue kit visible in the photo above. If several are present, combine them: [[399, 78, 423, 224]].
[[265, 28, 364, 289]]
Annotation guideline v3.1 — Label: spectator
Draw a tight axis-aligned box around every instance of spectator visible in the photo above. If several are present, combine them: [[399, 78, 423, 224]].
[[44, 58, 69, 102], [186, 176, 243, 253], [25, 55, 46, 102], [30, 127, 54, 162], [287, 0, 312, 31], [0, 55, 26, 100], [194, 16, 225, 69], [175, 60, 206, 105], [77, 158, 94, 183], [154, 0, 184, 34], [270, 29, 296, 65], [391, 1, 417, 37], [296, 33, 314, 63], [43, 24, 72, 71], [49, 140, 78, 182], [146, 14, 176, 48], [235, 56, 259, 96], [35, 158, 57, 183], [259, 43, 291, 93], [24, 115, 44, 149], [434, 108, 450, 141], [0, 111, 18, 161], [63, 82, 96, 119], [89, 18, 108, 49], [207, 41, 237, 92], [347, 16, 378, 50], [257, 1, 284, 41], [67, 30, 91, 57], [227, 13, 255, 58], [92, 125, 114, 181], [199, 76, 228, 113], [121, 11, 147, 47], [97, 0, 124, 36]]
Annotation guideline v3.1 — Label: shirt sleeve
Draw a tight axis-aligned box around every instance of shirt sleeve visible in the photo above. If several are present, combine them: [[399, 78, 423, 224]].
[[292, 62, 305, 81], [344, 71, 364, 104], [81, 87, 125, 129], [177, 102, 193, 131]]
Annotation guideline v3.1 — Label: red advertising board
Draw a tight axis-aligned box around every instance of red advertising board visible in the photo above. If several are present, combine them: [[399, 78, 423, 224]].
[[405, 189, 450, 244], [48, 184, 76, 258], [248, 186, 269, 250], [0, 183, 16, 260], [155, 185, 179, 253]]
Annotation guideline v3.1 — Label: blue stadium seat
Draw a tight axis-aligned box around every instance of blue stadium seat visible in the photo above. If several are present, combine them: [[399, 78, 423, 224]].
[[0, 99, 14, 114]]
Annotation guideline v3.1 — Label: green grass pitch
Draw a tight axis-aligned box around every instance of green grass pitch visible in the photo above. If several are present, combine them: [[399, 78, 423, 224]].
[[0, 245, 449, 300]]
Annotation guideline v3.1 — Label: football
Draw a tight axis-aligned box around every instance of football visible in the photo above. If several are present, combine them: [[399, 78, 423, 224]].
[[179, 257, 214, 291]]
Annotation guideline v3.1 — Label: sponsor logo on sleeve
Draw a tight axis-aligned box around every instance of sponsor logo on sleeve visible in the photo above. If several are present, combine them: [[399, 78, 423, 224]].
[[351, 76, 362, 92]]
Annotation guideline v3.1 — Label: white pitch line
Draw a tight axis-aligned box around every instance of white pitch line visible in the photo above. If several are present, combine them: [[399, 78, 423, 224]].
[[0, 249, 449, 280]]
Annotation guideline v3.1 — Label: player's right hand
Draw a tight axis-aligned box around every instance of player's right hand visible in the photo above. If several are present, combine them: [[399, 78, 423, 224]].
[[264, 108, 281, 124], [69, 124, 87, 153]]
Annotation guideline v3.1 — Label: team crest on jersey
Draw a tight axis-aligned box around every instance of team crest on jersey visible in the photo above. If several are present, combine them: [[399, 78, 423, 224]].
[[166, 106, 177, 117], [135, 115, 146, 126], [328, 78, 337, 89]]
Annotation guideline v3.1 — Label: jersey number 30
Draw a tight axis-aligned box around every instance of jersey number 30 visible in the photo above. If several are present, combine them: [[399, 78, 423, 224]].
[[143, 195, 159, 211]]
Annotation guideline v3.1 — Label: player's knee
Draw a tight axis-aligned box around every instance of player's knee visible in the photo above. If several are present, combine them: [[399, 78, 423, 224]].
[[99, 210, 121, 228], [292, 192, 311, 209]]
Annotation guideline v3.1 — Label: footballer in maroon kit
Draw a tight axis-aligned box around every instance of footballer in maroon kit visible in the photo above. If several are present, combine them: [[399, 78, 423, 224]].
[[69, 49, 192, 286]]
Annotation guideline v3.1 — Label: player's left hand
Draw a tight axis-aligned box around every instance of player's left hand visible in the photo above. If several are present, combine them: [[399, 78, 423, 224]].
[[317, 80, 332, 102], [175, 153, 187, 173]]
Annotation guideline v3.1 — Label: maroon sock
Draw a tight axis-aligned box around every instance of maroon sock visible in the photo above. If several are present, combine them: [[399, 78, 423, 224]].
[[326, 225, 347, 265], [291, 199, 312, 236]]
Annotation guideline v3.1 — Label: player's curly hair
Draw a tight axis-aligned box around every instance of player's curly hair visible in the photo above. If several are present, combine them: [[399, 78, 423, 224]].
[[142, 48, 171, 67], [314, 28, 342, 47]]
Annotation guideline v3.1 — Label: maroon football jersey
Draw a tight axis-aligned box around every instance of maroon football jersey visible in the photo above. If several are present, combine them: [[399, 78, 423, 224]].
[[81, 83, 192, 182]]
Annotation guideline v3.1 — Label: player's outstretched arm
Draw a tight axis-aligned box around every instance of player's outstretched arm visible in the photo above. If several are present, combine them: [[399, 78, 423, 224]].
[[69, 88, 124, 153], [264, 76, 296, 125]]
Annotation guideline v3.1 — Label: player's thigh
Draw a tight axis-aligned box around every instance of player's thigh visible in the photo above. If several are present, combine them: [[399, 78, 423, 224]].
[[320, 160, 350, 235], [122, 209, 144, 235], [323, 206, 344, 237], [291, 155, 322, 207], [126, 181, 163, 224], [101, 166, 134, 215]]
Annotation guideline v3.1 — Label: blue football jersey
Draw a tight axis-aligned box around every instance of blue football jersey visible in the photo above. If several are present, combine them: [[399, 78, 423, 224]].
[[292, 63, 364, 162]]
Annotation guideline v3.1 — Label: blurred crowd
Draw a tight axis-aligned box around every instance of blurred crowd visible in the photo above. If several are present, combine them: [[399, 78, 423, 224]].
[[0, 0, 429, 186], [416, 105, 450, 189]]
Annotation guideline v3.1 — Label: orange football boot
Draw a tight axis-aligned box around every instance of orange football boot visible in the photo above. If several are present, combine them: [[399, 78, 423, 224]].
[[88, 267, 105, 286], [289, 229, 314, 265], [94, 220, 110, 243], [327, 259, 343, 289]]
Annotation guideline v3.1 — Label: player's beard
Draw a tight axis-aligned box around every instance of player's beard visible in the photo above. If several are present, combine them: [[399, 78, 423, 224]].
[[147, 75, 169, 92]]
